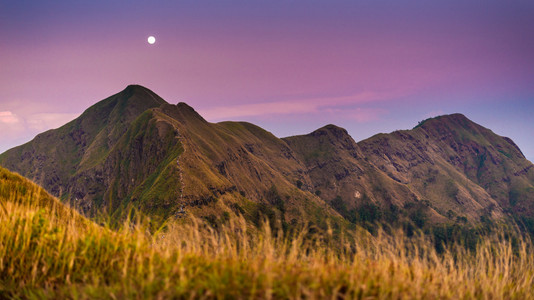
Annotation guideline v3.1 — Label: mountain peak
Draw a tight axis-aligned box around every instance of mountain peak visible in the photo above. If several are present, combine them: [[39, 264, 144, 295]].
[[176, 102, 195, 110], [124, 84, 146, 91], [123, 84, 151, 91], [410, 112, 525, 159], [119, 84, 168, 106], [76, 85, 168, 127], [175, 102, 206, 121], [432, 113, 470, 124], [310, 124, 350, 139], [414, 113, 476, 130], [154, 101, 208, 125]]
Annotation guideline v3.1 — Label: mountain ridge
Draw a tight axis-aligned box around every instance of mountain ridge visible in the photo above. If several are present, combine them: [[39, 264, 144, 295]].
[[1, 85, 533, 233]]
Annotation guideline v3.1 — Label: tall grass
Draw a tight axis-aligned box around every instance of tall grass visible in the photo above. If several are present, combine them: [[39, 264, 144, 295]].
[[1, 169, 534, 299]]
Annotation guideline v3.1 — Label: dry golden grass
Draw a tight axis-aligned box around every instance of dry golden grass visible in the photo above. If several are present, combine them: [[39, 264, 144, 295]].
[[1, 167, 534, 299]]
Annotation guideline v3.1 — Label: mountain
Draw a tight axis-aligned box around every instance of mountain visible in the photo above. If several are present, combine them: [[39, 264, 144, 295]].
[[1, 85, 533, 232], [286, 113, 534, 230], [359, 114, 534, 228], [0, 85, 341, 229], [285, 125, 426, 225]]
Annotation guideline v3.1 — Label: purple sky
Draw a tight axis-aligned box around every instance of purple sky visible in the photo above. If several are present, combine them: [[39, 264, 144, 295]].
[[1, 1, 534, 161]]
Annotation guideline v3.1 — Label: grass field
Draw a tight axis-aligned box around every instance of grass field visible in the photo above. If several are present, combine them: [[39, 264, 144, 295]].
[[1, 167, 534, 299]]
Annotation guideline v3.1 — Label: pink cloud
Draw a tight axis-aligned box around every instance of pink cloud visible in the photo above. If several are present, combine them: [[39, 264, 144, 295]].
[[0, 111, 25, 147], [323, 107, 388, 123], [0, 111, 79, 154], [199, 90, 401, 121], [26, 113, 80, 131], [0, 111, 20, 124]]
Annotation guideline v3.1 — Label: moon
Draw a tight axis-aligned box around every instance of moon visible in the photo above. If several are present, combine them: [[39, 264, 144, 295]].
[[147, 36, 156, 44]]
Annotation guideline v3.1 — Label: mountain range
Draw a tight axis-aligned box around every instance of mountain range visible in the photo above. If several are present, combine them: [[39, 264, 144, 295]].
[[1, 85, 533, 233]]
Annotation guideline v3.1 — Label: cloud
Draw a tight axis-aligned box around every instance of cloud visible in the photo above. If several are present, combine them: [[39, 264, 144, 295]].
[[323, 107, 387, 123], [0, 111, 26, 152], [0, 111, 80, 153], [26, 113, 80, 131], [199, 90, 399, 121], [199, 101, 317, 120], [0, 111, 20, 124]]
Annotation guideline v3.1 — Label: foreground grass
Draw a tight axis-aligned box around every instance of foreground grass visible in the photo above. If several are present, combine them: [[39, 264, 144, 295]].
[[1, 168, 534, 299]]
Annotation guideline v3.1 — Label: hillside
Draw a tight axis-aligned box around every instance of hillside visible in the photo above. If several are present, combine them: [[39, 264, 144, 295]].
[[1, 85, 534, 233], [284, 125, 425, 226], [285, 114, 534, 231], [2, 166, 534, 299], [0, 85, 343, 230], [0, 167, 89, 227], [358, 114, 534, 230]]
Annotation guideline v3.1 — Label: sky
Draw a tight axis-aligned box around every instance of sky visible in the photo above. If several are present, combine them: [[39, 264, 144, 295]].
[[1, 0, 534, 161]]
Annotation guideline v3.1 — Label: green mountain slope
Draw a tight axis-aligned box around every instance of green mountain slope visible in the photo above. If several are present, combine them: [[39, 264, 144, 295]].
[[284, 125, 428, 226], [0, 86, 344, 229], [1, 86, 533, 233], [0, 85, 165, 200], [359, 114, 534, 228], [286, 113, 534, 229]]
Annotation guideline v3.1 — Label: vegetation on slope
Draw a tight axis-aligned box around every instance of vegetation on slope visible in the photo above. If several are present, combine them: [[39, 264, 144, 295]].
[[1, 167, 534, 299], [2, 86, 534, 239], [0, 86, 348, 234], [358, 113, 534, 226]]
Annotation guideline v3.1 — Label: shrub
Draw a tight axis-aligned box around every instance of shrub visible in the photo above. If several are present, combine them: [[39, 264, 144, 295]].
[[410, 207, 427, 228], [357, 203, 382, 223], [266, 185, 285, 213], [330, 196, 349, 219]]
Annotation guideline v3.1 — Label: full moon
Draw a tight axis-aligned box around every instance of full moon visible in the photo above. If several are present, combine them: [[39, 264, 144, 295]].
[[147, 36, 156, 44]]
